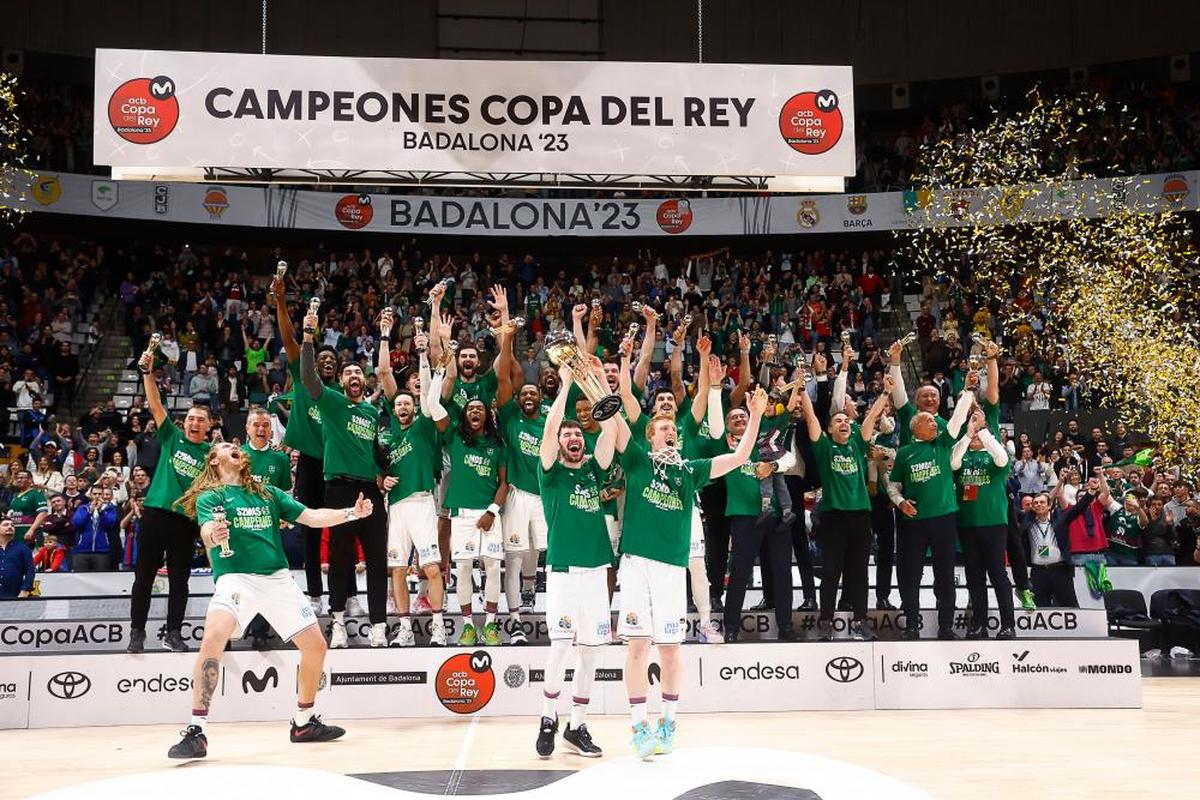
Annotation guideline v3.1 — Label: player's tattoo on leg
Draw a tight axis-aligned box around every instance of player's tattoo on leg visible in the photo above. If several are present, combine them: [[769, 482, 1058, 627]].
[[200, 658, 219, 709]]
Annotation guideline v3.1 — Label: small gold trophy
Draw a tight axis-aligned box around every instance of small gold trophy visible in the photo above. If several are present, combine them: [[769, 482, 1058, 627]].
[[269, 260, 287, 304], [211, 502, 234, 559], [545, 331, 621, 421], [139, 332, 162, 374], [303, 297, 320, 336]]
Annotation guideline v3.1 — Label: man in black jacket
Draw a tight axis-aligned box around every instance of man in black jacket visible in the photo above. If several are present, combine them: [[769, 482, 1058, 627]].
[[1022, 491, 1095, 608]]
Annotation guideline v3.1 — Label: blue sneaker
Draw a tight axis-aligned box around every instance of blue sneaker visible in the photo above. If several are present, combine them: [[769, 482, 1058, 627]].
[[654, 718, 676, 755], [631, 721, 656, 760]]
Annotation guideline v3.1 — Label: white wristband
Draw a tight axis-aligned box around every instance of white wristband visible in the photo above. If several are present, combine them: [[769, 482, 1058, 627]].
[[486, 503, 501, 516]]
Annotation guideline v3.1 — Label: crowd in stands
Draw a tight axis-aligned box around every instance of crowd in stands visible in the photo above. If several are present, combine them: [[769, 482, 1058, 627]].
[[1, 225, 1197, 602]]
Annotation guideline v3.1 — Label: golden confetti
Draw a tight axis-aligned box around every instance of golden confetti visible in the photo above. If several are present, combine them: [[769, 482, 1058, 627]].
[[0, 72, 34, 227], [899, 88, 1200, 479]]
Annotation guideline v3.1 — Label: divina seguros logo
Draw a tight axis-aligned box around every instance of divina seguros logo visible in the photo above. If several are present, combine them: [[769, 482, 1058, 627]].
[[108, 76, 180, 145]]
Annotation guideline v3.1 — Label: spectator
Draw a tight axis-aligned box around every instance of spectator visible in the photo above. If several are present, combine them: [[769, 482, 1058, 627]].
[[51, 341, 79, 410], [32, 533, 67, 572], [219, 365, 244, 415], [1026, 370, 1052, 411], [8, 468, 49, 547], [12, 368, 44, 409], [1142, 497, 1179, 567], [188, 364, 219, 411], [71, 487, 120, 571], [30, 455, 64, 495], [0, 518, 35, 598]]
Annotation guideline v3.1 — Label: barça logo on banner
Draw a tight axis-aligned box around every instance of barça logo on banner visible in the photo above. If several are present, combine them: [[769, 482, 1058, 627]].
[[202, 188, 230, 220], [655, 199, 693, 234], [796, 199, 820, 228], [335, 194, 374, 229], [846, 195, 868, 215], [31, 175, 61, 206], [778, 90, 845, 155], [90, 180, 118, 212], [1162, 173, 1189, 205], [107, 76, 180, 145]]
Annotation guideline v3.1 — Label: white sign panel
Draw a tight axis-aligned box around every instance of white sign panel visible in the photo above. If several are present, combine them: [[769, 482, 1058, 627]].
[[92, 49, 855, 178]]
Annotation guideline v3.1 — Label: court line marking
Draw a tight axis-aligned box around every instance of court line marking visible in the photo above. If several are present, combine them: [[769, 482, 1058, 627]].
[[445, 717, 480, 795]]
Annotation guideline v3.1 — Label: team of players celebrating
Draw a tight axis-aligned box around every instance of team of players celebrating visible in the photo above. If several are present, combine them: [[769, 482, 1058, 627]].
[[132, 273, 1023, 761]]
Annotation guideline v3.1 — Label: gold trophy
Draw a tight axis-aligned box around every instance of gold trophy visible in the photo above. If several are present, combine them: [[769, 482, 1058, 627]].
[[897, 331, 918, 347], [303, 297, 320, 336], [211, 502, 235, 559], [138, 332, 162, 374], [490, 316, 526, 337], [545, 331, 622, 421], [841, 330, 853, 348], [624, 322, 640, 342], [380, 307, 394, 338], [968, 353, 984, 372], [631, 301, 658, 319], [414, 316, 426, 351], [268, 260, 287, 304]]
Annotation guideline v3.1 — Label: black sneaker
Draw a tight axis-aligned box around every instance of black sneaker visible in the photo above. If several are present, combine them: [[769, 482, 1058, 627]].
[[876, 598, 897, 610], [167, 725, 207, 759], [723, 629, 740, 643], [749, 599, 774, 612], [817, 619, 834, 642], [536, 715, 558, 758], [709, 594, 724, 613], [127, 628, 146, 654], [777, 627, 798, 642], [563, 723, 602, 757], [850, 620, 876, 641], [965, 626, 988, 640], [795, 598, 818, 612], [996, 626, 1017, 640], [836, 597, 852, 612], [163, 630, 190, 653], [902, 626, 921, 641], [290, 715, 346, 743], [937, 628, 960, 641]]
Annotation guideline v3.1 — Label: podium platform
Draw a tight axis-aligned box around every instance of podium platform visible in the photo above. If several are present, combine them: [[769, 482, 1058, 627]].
[[1, 637, 1141, 730]]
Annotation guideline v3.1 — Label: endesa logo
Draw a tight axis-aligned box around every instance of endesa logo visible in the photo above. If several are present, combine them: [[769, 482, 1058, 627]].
[[117, 673, 193, 694], [778, 90, 843, 155], [335, 194, 374, 229], [435, 651, 495, 714], [108, 76, 180, 145], [718, 661, 801, 681], [655, 199, 693, 234]]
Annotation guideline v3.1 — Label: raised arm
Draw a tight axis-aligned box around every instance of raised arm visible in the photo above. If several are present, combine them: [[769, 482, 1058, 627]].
[[689, 335, 712, 426], [585, 303, 603, 355], [978, 427, 1009, 468], [668, 320, 686, 404], [798, 383, 822, 443], [833, 344, 854, 419], [571, 303, 589, 351], [860, 375, 893, 441], [946, 380, 976, 439], [540, 365, 574, 470], [272, 273, 300, 364], [426, 356, 452, 433], [378, 308, 398, 400], [729, 332, 752, 409], [888, 339, 909, 409], [617, 334, 641, 424], [632, 307, 657, 392], [984, 339, 1000, 406], [495, 326, 517, 408], [704, 355, 726, 438], [710, 387, 767, 480], [136, 351, 170, 428]]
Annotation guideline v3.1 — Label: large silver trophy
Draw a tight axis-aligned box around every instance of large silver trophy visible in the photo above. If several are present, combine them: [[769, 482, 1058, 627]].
[[545, 331, 622, 421]]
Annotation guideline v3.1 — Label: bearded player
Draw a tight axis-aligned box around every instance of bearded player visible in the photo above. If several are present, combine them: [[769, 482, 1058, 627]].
[[535, 356, 617, 759], [612, 385, 766, 759], [167, 442, 372, 758]]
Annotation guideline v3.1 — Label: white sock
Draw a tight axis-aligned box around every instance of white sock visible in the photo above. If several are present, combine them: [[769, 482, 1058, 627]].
[[332, 610, 345, 625], [569, 700, 588, 729], [190, 710, 208, 731], [293, 704, 316, 726], [541, 692, 559, 720], [432, 610, 444, 629], [662, 693, 679, 722], [399, 615, 412, 631], [629, 698, 648, 726]]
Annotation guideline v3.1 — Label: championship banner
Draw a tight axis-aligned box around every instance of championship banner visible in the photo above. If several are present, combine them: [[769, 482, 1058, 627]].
[[12, 169, 1197, 237], [92, 49, 855, 180]]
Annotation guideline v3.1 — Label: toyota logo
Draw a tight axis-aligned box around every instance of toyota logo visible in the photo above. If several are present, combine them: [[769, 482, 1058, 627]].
[[825, 657, 864, 683], [47, 671, 91, 699]]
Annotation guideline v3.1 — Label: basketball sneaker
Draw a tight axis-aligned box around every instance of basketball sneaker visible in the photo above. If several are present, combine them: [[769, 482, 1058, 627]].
[[167, 725, 207, 759], [654, 719, 676, 755], [521, 588, 536, 613], [413, 596, 434, 615], [367, 623, 388, 648], [329, 620, 349, 649], [482, 621, 502, 646], [430, 624, 448, 646], [695, 622, 719, 643], [345, 596, 366, 618], [849, 619, 875, 641], [996, 626, 1017, 640], [127, 628, 145, 654], [289, 715, 346, 743], [562, 724, 602, 757], [536, 715, 558, 758], [389, 626, 416, 647], [509, 626, 528, 645], [163, 630, 190, 653], [458, 622, 478, 646], [631, 721, 657, 760], [1019, 589, 1037, 611]]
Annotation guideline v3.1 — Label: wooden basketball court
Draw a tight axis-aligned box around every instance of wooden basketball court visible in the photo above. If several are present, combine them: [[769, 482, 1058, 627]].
[[9, 676, 1196, 799]]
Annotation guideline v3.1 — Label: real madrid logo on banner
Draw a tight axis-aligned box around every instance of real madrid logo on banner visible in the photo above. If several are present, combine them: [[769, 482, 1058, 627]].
[[796, 199, 820, 228]]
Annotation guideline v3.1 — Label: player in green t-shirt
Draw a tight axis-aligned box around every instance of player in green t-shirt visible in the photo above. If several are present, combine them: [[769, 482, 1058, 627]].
[[165, 441, 372, 760], [272, 269, 342, 616], [301, 305, 388, 650], [617, 331, 726, 643], [951, 408, 1016, 640], [8, 469, 48, 547], [533, 358, 618, 760], [886, 385, 973, 640], [612, 385, 767, 760], [127, 346, 213, 656], [377, 323, 449, 648], [798, 377, 891, 641]]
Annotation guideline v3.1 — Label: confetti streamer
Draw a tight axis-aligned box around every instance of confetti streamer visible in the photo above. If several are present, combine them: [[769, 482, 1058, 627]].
[[0, 73, 34, 227]]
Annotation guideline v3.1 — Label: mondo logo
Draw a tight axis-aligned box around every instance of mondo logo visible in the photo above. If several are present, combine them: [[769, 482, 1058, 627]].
[[778, 90, 843, 155], [655, 199, 693, 234], [435, 651, 495, 714], [108, 76, 180, 145], [335, 194, 374, 229], [825, 656, 864, 683], [47, 671, 91, 700]]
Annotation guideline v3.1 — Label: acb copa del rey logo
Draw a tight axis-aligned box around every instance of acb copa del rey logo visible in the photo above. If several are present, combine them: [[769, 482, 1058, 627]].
[[108, 75, 180, 145], [435, 650, 496, 714], [778, 90, 844, 155]]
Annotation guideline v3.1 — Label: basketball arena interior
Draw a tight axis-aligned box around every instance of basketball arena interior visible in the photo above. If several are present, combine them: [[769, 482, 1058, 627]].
[[2, 2, 1200, 798]]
